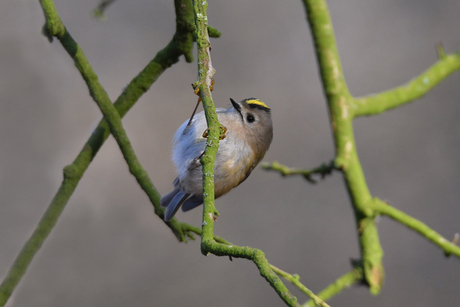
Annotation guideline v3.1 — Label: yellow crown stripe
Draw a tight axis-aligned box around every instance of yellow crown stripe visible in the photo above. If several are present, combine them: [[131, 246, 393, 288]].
[[246, 99, 270, 110]]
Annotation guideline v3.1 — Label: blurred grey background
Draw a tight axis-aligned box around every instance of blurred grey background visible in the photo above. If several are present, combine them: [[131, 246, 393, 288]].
[[1, 0, 459, 306]]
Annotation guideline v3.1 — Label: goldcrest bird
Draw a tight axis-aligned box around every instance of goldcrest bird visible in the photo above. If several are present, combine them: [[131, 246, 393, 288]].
[[161, 98, 273, 221]]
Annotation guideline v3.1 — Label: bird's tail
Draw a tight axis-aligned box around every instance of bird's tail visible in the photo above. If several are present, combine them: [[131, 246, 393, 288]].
[[161, 188, 190, 222]]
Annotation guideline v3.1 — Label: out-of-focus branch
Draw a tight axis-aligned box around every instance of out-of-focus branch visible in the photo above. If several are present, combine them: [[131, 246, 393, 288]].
[[93, 0, 115, 18], [304, 268, 363, 307], [261, 160, 336, 183], [285, 0, 460, 301], [0, 1, 203, 305], [270, 265, 331, 307], [369, 198, 460, 258], [353, 50, 460, 117]]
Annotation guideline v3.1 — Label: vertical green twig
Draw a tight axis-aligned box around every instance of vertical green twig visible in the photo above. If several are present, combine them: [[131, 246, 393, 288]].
[[192, 1, 300, 306], [191, 0, 219, 246]]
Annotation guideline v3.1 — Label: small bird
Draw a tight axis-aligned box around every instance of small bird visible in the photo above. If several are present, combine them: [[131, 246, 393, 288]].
[[161, 98, 273, 221]]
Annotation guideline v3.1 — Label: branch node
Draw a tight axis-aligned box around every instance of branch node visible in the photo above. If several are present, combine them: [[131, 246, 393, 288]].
[[261, 160, 337, 184], [63, 165, 77, 180], [436, 42, 447, 60], [444, 233, 459, 257], [207, 25, 221, 37], [41, 24, 53, 43], [452, 233, 459, 245]]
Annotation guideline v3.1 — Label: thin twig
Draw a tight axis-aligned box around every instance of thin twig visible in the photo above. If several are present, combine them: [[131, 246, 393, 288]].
[[304, 268, 363, 307], [0, 1, 199, 305], [270, 265, 331, 307], [261, 160, 336, 183], [369, 198, 460, 258]]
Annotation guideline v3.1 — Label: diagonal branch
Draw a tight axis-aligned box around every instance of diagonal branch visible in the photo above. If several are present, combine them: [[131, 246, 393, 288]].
[[353, 50, 460, 117], [270, 265, 331, 307], [261, 160, 336, 183], [49, 10, 160, 224], [369, 198, 460, 257], [304, 268, 363, 307], [39, 0, 198, 240], [0, 1, 199, 305]]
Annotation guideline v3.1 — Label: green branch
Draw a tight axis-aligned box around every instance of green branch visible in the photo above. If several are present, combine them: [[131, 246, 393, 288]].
[[47, 4, 157, 209], [261, 160, 336, 183], [39, 0, 198, 240], [49, 8, 163, 232], [193, 1, 300, 306], [304, 268, 363, 307], [270, 265, 331, 307], [203, 240, 301, 306], [369, 198, 460, 257], [300, 0, 460, 299], [302, 0, 351, 104], [302, 0, 384, 294], [179, 223, 233, 245], [353, 51, 460, 117], [92, 0, 221, 38], [0, 1, 200, 305], [192, 0, 219, 247]]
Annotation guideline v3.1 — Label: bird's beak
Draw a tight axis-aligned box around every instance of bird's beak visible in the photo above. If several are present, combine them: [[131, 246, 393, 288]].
[[230, 98, 242, 114]]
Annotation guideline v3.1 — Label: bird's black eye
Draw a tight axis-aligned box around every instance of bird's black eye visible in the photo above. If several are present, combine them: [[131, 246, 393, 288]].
[[246, 114, 255, 123]]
